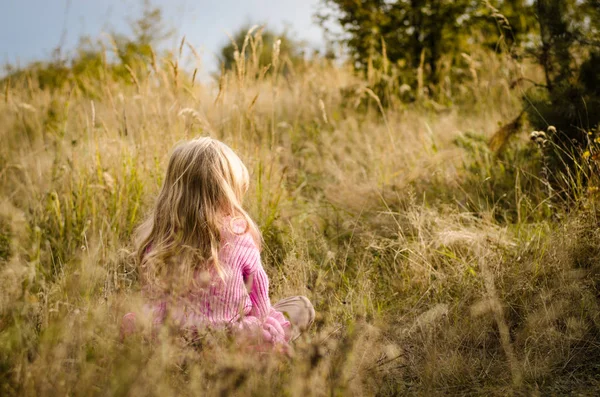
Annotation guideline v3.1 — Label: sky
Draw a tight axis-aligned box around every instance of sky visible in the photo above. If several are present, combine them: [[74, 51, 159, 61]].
[[0, 0, 325, 74]]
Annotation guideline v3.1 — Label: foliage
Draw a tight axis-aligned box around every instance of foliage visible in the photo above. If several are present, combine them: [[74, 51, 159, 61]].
[[1, 0, 171, 92], [218, 25, 304, 75], [317, 0, 537, 95], [523, 0, 600, 184], [2, 4, 600, 397]]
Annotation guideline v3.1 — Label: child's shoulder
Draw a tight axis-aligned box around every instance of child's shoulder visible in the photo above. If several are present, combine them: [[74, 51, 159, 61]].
[[221, 216, 257, 248], [229, 216, 249, 235]]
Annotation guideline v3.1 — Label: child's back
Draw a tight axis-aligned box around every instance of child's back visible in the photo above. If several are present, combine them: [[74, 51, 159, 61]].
[[151, 217, 290, 344], [122, 138, 314, 349]]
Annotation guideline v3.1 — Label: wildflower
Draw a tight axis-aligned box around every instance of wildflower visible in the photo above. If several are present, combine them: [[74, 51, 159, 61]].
[[582, 150, 591, 159], [530, 131, 547, 146]]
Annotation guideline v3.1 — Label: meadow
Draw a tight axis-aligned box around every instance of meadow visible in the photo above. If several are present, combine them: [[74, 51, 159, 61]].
[[1, 30, 600, 396]]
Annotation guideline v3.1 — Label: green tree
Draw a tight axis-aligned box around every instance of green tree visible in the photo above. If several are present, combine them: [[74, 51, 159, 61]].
[[317, 0, 538, 92], [218, 25, 304, 74], [1, 0, 171, 91], [478, 0, 538, 49], [318, 1, 482, 84], [515, 0, 600, 197], [113, 0, 172, 70], [526, 0, 600, 144]]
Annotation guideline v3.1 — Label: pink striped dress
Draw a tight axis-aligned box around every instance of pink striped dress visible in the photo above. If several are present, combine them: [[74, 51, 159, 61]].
[[123, 217, 291, 346]]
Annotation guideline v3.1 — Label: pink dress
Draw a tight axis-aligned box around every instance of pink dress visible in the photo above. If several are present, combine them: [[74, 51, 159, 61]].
[[122, 218, 291, 346]]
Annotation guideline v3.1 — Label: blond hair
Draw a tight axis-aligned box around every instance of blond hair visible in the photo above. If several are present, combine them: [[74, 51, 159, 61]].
[[135, 137, 260, 293]]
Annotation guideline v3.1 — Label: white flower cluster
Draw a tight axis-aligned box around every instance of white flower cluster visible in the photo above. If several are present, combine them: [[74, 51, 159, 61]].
[[530, 126, 556, 147]]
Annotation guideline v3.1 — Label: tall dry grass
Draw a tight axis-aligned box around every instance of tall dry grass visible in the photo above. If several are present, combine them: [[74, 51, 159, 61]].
[[1, 29, 599, 396]]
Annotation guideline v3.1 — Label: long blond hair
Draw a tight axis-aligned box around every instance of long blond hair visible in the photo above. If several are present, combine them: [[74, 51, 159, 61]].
[[136, 137, 260, 292]]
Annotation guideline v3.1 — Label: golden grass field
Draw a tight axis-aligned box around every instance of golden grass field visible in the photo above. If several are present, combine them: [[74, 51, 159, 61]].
[[1, 32, 600, 396]]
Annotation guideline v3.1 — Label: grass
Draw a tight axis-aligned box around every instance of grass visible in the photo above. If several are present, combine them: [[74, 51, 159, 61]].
[[1, 29, 600, 396]]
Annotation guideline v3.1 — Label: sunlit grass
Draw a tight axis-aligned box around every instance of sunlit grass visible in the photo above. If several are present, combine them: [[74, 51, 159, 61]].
[[1, 29, 599, 395]]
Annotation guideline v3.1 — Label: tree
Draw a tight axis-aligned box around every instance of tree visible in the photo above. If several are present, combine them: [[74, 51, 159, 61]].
[[478, 0, 538, 49], [1, 0, 172, 91], [515, 0, 600, 197], [217, 25, 304, 75], [526, 0, 600, 146], [114, 0, 172, 69], [318, 1, 481, 85], [317, 0, 538, 93]]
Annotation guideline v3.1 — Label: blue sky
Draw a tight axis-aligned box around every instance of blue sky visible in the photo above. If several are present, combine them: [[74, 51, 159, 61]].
[[1, 0, 325, 73]]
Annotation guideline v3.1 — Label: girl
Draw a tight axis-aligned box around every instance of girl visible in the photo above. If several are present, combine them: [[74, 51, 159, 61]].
[[122, 137, 314, 349]]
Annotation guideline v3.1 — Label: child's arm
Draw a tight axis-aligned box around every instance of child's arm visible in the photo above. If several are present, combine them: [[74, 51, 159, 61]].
[[235, 234, 291, 344]]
